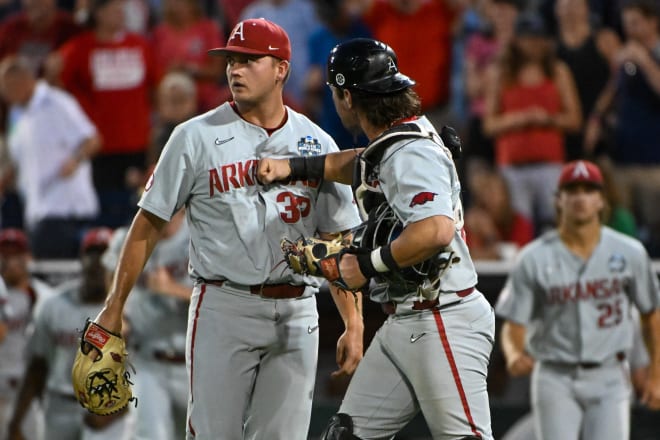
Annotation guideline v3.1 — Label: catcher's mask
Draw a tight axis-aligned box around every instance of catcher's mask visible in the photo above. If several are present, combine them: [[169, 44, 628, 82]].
[[326, 38, 415, 94], [352, 202, 437, 283]]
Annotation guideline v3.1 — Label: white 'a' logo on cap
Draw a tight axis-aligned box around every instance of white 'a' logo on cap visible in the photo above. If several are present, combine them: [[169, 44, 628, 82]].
[[386, 57, 396, 73], [572, 161, 590, 179], [231, 22, 245, 41]]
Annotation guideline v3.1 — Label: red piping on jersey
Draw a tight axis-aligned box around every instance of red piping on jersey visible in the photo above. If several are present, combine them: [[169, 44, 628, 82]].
[[187, 283, 207, 437], [229, 101, 288, 136], [432, 309, 482, 438]]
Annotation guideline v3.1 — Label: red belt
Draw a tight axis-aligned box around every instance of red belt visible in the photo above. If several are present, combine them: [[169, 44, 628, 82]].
[[154, 350, 186, 364], [204, 280, 305, 299], [382, 287, 474, 315]]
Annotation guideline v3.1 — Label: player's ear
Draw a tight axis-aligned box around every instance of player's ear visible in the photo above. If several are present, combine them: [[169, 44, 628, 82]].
[[344, 89, 353, 108], [276, 59, 289, 83]]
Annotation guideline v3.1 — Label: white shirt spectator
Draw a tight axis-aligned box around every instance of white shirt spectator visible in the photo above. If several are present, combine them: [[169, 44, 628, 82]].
[[7, 80, 99, 228]]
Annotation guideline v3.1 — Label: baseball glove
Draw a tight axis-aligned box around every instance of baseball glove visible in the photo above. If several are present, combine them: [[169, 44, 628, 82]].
[[281, 236, 357, 289], [72, 320, 135, 415]]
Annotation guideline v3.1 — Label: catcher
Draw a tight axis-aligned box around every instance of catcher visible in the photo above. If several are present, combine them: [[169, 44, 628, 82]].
[[259, 38, 494, 440]]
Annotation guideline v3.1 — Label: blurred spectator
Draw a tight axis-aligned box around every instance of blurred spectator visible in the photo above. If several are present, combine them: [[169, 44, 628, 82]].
[[0, 228, 55, 440], [598, 158, 638, 237], [351, 0, 457, 126], [464, 0, 521, 168], [217, 0, 254, 30], [0, 55, 101, 259], [587, 0, 660, 256], [304, 0, 370, 149], [149, 71, 197, 165], [483, 12, 582, 233], [0, 0, 21, 21], [7, 227, 134, 440], [555, 0, 621, 160], [465, 165, 534, 260], [56, 0, 160, 228], [240, 0, 321, 109], [0, 0, 81, 76], [151, 0, 228, 112], [101, 209, 191, 440]]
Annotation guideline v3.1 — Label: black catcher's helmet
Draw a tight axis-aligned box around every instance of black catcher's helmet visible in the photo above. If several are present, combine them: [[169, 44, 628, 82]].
[[326, 38, 415, 94]]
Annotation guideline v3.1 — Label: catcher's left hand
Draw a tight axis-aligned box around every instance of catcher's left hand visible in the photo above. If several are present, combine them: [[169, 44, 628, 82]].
[[282, 237, 364, 290], [71, 320, 135, 415]]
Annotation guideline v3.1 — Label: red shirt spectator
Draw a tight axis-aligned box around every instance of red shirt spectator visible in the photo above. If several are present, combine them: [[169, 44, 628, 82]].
[[59, 30, 158, 155], [362, 0, 455, 111], [151, 0, 227, 112], [0, 0, 81, 75]]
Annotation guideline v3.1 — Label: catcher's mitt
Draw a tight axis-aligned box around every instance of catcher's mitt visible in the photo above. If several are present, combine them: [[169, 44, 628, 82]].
[[72, 320, 135, 415], [281, 237, 357, 289]]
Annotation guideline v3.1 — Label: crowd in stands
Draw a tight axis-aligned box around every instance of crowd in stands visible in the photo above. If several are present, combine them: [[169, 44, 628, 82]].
[[0, 0, 659, 260]]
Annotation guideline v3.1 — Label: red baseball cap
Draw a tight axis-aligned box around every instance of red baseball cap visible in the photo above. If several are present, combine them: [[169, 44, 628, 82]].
[[81, 227, 113, 253], [208, 18, 291, 61], [558, 160, 604, 189], [0, 228, 29, 255]]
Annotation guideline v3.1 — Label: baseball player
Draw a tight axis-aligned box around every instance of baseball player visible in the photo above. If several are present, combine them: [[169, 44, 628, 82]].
[[259, 38, 494, 440], [501, 304, 652, 440], [0, 229, 56, 440], [85, 18, 363, 440], [101, 209, 192, 440], [7, 228, 134, 440], [495, 160, 660, 440]]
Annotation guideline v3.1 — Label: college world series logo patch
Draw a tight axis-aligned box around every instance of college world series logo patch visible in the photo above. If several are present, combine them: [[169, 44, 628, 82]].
[[297, 136, 322, 156]]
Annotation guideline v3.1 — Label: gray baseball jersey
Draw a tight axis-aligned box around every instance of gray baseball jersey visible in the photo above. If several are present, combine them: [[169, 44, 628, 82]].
[[370, 116, 477, 304], [102, 224, 191, 440], [139, 102, 360, 439], [139, 102, 359, 287], [496, 227, 660, 363], [495, 226, 660, 440], [338, 117, 494, 440]]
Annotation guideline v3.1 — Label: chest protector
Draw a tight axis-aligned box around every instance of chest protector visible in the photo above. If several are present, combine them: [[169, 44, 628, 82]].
[[351, 123, 459, 291]]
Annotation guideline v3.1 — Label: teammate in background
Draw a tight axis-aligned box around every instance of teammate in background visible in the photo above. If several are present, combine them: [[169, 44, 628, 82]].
[[87, 18, 363, 440], [259, 38, 494, 440], [0, 228, 56, 440], [7, 228, 134, 440], [101, 209, 191, 440], [501, 305, 651, 440], [495, 160, 660, 440]]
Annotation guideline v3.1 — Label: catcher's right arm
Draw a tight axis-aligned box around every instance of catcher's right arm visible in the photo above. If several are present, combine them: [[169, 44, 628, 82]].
[[71, 320, 135, 415]]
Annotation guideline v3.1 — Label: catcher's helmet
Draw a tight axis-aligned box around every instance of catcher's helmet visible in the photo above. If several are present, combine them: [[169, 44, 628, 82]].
[[327, 38, 415, 94]]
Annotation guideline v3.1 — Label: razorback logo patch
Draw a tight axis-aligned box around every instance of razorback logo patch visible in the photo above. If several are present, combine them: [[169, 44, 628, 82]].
[[409, 192, 437, 207]]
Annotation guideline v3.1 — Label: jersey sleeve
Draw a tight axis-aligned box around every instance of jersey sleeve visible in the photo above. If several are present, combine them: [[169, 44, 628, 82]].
[[314, 181, 361, 234], [138, 125, 196, 221], [28, 302, 53, 359], [628, 244, 660, 314], [495, 250, 539, 324], [380, 142, 455, 226]]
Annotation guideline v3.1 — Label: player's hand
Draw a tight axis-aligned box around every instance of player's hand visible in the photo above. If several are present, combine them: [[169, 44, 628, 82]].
[[641, 371, 660, 410], [257, 158, 291, 184], [506, 351, 535, 377], [332, 324, 364, 379], [85, 307, 123, 361], [338, 253, 368, 291]]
